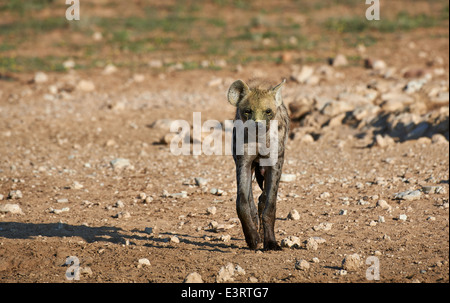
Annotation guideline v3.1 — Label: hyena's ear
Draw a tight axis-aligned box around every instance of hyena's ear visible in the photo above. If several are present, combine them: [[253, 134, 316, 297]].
[[271, 79, 286, 107], [227, 80, 250, 107]]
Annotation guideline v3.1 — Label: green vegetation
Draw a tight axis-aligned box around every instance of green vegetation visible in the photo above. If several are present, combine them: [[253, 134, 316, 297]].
[[0, 0, 448, 74]]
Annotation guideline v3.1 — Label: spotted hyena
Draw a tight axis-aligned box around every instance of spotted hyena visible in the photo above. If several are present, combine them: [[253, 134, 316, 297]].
[[227, 79, 290, 250]]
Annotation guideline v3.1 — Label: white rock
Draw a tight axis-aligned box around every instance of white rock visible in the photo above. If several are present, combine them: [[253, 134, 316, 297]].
[[206, 206, 217, 215], [305, 237, 326, 251], [76, 80, 95, 92], [332, 54, 348, 67], [216, 263, 235, 282], [320, 192, 331, 199], [110, 158, 132, 171], [170, 236, 180, 243], [138, 258, 151, 266], [63, 59, 76, 69], [287, 209, 300, 220], [56, 198, 69, 203], [235, 265, 246, 275], [195, 177, 208, 186], [281, 236, 301, 248], [34, 72, 48, 83], [376, 199, 392, 211], [394, 190, 421, 201], [103, 64, 117, 75], [399, 214, 408, 221], [280, 174, 296, 182], [7, 190, 22, 199], [51, 207, 70, 214], [0, 203, 24, 214], [184, 272, 203, 283], [313, 222, 333, 231], [292, 65, 315, 83], [71, 181, 83, 190]]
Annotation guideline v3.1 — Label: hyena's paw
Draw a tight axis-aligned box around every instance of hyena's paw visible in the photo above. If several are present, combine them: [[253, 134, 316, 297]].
[[263, 240, 282, 251]]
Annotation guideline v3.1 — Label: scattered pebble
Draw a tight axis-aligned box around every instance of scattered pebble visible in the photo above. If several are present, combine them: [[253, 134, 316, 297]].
[[281, 236, 301, 248], [184, 272, 203, 283], [398, 214, 408, 221], [280, 174, 296, 182], [194, 177, 208, 186], [7, 190, 22, 200], [342, 254, 361, 271], [394, 190, 422, 201], [287, 209, 300, 220], [295, 259, 310, 271], [206, 206, 217, 215], [0, 203, 24, 214], [313, 222, 333, 231], [138, 258, 151, 267]]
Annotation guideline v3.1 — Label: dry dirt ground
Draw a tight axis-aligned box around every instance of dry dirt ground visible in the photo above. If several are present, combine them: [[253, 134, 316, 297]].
[[0, 1, 449, 285]]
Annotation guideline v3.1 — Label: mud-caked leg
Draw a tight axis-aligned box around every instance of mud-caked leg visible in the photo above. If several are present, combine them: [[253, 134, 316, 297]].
[[261, 164, 283, 251], [235, 159, 260, 249]]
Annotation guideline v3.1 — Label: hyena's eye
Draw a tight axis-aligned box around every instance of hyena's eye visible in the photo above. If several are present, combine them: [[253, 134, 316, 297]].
[[265, 109, 273, 115], [244, 109, 252, 115]]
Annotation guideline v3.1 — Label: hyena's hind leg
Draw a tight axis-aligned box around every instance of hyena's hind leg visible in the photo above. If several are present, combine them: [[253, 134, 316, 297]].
[[255, 163, 265, 241]]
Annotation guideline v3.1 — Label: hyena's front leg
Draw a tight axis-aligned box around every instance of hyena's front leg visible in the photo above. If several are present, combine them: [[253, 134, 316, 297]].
[[235, 158, 260, 250], [261, 162, 283, 251]]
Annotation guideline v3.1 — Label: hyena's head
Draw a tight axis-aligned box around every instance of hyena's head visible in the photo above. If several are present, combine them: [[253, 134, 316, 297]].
[[227, 79, 286, 125]]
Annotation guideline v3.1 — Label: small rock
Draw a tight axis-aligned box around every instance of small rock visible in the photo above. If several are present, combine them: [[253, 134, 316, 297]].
[[216, 263, 235, 283], [342, 254, 361, 271], [138, 258, 151, 266], [291, 65, 315, 84], [194, 177, 208, 186], [115, 200, 124, 208], [103, 64, 117, 75], [376, 200, 392, 211], [144, 227, 153, 234], [56, 198, 69, 203], [398, 214, 408, 221], [281, 236, 301, 248], [76, 80, 95, 92], [280, 174, 296, 182], [7, 190, 22, 199], [287, 209, 300, 220], [313, 222, 333, 231], [295, 259, 310, 271], [339, 209, 347, 215], [170, 235, 180, 243], [34, 71, 48, 83], [206, 206, 217, 215], [51, 207, 70, 214], [431, 134, 448, 145], [110, 158, 133, 171], [375, 134, 395, 148], [394, 190, 421, 201], [427, 216, 436, 221], [184, 272, 203, 283], [249, 277, 258, 283], [421, 186, 444, 194], [331, 54, 348, 67], [70, 181, 83, 190], [219, 234, 231, 242], [337, 269, 348, 276], [113, 211, 131, 219], [235, 264, 246, 275], [305, 237, 326, 251], [0, 203, 24, 214], [320, 192, 331, 199]]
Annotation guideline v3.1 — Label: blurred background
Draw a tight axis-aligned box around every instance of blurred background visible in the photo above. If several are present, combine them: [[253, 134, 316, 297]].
[[0, 0, 448, 74]]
